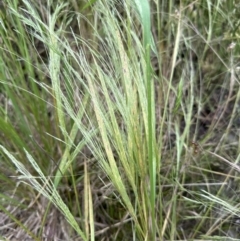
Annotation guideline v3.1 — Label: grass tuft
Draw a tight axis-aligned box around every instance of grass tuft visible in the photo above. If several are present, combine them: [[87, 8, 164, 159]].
[[0, 0, 240, 240]]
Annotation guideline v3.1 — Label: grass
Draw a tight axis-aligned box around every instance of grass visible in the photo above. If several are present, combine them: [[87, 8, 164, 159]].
[[0, 0, 240, 240]]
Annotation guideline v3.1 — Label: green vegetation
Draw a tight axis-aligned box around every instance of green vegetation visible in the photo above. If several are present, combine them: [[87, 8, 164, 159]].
[[0, 0, 240, 240]]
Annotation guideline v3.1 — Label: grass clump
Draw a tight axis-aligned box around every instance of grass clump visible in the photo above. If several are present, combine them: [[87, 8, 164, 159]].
[[0, 0, 240, 240]]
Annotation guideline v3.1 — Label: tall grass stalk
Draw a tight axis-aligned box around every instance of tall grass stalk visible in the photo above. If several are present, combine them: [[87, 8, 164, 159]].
[[134, 0, 157, 239]]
